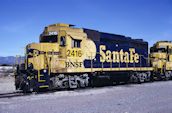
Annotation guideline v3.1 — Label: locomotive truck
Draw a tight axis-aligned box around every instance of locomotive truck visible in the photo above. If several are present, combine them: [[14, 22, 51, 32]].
[[13, 23, 172, 92]]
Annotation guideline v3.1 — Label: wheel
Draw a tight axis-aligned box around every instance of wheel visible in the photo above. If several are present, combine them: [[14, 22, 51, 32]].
[[30, 79, 38, 92], [49, 81, 54, 90], [165, 71, 172, 80], [89, 74, 95, 88], [150, 74, 154, 82], [77, 81, 81, 88], [137, 73, 144, 84], [63, 81, 69, 88], [22, 83, 30, 93]]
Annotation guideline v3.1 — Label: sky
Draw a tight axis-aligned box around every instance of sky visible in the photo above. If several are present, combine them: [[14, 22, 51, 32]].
[[0, 0, 172, 56]]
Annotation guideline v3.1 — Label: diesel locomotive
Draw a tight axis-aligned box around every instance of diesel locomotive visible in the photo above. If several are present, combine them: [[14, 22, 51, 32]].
[[13, 23, 172, 92]]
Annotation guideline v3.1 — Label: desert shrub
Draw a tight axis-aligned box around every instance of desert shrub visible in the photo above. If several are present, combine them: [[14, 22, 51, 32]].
[[1, 64, 12, 66]]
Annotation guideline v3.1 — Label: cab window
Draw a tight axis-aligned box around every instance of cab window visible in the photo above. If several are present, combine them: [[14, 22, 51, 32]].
[[60, 36, 66, 46], [40, 35, 58, 43], [72, 39, 81, 48], [151, 48, 166, 53]]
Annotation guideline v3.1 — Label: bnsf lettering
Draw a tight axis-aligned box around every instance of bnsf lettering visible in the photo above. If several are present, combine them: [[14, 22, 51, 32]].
[[100, 45, 139, 63], [66, 62, 83, 68]]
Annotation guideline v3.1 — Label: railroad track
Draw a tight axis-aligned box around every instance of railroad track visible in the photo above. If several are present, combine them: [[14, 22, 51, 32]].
[[0, 91, 26, 98], [0, 89, 70, 99]]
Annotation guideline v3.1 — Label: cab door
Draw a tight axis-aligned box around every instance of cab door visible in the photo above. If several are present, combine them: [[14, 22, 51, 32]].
[[58, 30, 67, 58], [53, 30, 67, 73], [168, 47, 172, 62]]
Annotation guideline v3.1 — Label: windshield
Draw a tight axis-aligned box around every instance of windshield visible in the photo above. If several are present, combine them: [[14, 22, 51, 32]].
[[150, 48, 166, 53], [40, 35, 58, 43]]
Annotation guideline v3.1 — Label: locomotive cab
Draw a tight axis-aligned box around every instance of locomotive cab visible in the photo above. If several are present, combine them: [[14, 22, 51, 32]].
[[14, 23, 90, 92]]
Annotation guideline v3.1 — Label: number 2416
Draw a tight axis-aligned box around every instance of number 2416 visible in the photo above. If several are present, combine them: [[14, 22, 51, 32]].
[[67, 50, 82, 57]]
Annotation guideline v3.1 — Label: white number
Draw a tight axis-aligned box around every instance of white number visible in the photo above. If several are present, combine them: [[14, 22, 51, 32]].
[[49, 31, 58, 35]]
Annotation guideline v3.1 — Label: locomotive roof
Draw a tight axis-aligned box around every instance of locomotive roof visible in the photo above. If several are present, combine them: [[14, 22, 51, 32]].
[[46, 23, 147, 44], [83, 28, 147, 44]]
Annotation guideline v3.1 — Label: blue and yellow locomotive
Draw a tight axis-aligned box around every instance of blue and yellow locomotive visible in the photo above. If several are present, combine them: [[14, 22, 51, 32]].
[[14, 23, 172, 92]]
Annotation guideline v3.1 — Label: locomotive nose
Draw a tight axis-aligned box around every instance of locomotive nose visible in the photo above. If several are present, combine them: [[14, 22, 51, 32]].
[[26, 43, 60, 55], [26, 43, 60, 70]]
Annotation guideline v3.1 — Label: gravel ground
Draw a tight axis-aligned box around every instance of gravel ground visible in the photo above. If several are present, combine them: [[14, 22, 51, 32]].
[[0, 78, 172, 113], [0, 75, 15, 94]]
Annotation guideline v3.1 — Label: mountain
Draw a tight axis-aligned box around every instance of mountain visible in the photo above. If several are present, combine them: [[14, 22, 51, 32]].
[[0, 56, 15, 65], [0, 56, 24, 65]]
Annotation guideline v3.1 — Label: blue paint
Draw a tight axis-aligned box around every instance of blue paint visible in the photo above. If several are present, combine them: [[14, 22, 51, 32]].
[[84, 31, 148, 69]]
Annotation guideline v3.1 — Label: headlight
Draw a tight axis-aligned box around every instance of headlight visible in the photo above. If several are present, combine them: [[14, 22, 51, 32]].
[[43, 69, 47, 73]]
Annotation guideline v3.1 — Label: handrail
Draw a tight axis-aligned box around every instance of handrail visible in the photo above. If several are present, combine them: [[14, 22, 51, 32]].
[[88, 52, 149, 70], [13, 55, 18, 75]]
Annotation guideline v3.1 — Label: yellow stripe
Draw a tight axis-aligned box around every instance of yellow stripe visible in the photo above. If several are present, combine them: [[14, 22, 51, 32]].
[[27, 76, 31, 80], [39, 85, 49, 88], [86, 67, 153, 72], [66, 67, 154, 73], [38, 74, 46, 82]]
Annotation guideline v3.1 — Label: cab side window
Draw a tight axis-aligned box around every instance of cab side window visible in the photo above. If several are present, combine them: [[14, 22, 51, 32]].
[[60, 36, 65, 46], [72, 39, 81, 48]]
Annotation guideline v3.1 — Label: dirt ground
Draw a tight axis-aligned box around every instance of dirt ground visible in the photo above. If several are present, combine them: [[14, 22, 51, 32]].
[[1, 72, 172, 113], [1, 80, 172, 113], [0, 73, 15, 93]]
